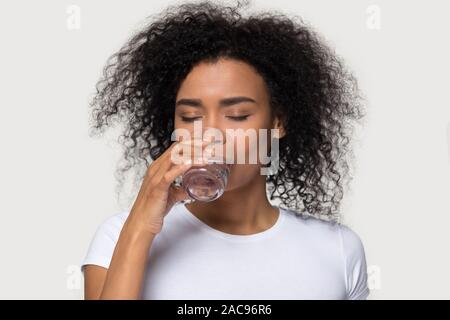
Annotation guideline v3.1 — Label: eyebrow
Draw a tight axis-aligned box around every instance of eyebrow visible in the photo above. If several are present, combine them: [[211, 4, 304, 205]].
[[175, 96, 257, 108]]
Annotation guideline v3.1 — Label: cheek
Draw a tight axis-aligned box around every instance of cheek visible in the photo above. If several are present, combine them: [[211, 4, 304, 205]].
[[228, 132, 270, 165]]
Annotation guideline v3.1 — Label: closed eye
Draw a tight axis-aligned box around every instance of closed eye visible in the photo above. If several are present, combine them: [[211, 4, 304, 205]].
[[226, 115, 250, 121], [181, 115, 250, 122], [180, 116, 202, 123]]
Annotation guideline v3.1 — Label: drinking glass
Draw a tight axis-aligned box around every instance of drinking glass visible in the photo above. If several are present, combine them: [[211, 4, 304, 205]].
[[174, 127, 230, 202]]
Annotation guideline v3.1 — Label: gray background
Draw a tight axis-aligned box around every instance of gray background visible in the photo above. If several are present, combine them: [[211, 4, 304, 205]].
[[0, 0, 449, 299]]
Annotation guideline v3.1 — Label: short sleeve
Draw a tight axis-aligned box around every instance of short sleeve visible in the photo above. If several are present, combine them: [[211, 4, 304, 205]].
[[338, 224, 370, 300], [80, 212, 128, 273]]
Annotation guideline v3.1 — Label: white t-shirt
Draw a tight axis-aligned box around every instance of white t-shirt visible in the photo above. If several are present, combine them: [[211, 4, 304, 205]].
[[81, 202, 370, 300]]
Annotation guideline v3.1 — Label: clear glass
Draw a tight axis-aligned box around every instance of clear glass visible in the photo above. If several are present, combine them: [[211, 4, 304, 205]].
[[174, 125, 230, 202], [181, 161, 230, 202]]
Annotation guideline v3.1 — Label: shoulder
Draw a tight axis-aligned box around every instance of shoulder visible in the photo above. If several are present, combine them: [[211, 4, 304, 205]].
[[81, 203, 190, 270], [280, 207, 365, 249], [81, 211, 129, 270], [337, 223, 367, 261], [90, 203, 186, 242], [280, 207, 343, 240], [94, 211, 130, 239], [279, 207, 370, 299]]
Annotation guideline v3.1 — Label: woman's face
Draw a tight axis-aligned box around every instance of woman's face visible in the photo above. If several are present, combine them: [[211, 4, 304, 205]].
[[174, 58, 284, 192]]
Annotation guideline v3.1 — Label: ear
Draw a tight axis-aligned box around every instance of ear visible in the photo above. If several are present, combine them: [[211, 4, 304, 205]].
[[272, 116, 286, 139]]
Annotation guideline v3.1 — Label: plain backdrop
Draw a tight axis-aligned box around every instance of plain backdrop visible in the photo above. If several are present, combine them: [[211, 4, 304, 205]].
[[0, 0, 449, 299]]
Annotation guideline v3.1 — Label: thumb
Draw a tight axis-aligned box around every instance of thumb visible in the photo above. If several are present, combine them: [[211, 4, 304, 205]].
[[168, 183, 195, 205]]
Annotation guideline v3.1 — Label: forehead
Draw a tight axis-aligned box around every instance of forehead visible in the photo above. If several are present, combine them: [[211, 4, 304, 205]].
[[176, 58, 268, 100]]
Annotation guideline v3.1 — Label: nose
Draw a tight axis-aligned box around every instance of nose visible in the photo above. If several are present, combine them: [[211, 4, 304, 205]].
[[202, 126, 226, 144], [192, 118, 223, 140]]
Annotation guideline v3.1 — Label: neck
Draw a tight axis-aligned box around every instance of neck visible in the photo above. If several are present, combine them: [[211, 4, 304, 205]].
[[184, 173, 279, 235]]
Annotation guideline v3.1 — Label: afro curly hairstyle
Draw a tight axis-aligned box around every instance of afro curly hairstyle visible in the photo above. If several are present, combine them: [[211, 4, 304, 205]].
[[88, 0, 365, 222]]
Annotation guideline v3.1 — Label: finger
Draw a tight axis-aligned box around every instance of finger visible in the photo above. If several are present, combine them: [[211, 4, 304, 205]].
[[148, 139, 213, 189], [144, 140, 198, 181], [145, 158, 162, 182], [155, 161, 194, 192], [168, 183, 193, 204], [171, 139, 212, 164], [157, 139, 211, 177]]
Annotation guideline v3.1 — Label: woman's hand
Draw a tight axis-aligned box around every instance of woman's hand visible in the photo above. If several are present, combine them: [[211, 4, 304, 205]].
[[126, 138, 210, 236], [86, 138, 212, 300]]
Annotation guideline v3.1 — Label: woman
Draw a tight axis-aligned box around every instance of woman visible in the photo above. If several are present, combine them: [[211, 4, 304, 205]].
[[82, 0, 369, 300]]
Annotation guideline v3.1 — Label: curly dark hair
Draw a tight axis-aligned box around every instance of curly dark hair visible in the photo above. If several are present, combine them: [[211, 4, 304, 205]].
[[88, 0, 365, 222]]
